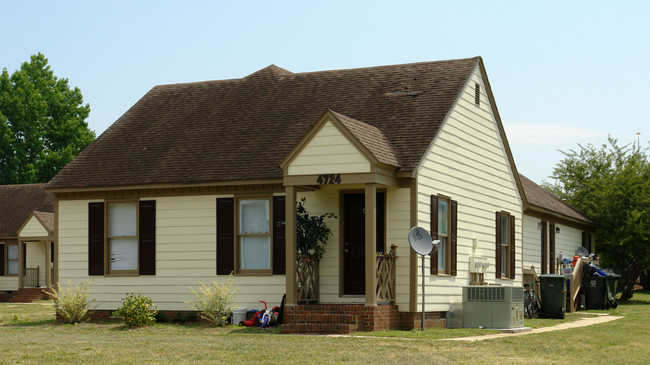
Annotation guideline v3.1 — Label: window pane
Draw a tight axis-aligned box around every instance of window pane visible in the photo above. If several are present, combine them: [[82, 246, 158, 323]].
[[7, 260, 18, 275], [500, 216, 508, 244], [110, 203, 137, 236], [438, 237, 446, 272], [501, 247, 507, 275], [438, 200, 448, 235], [240, 200, 269, 234], [240, 236, 270, 270], [7, 244, 18, 259], [110, 237, 138, 270]]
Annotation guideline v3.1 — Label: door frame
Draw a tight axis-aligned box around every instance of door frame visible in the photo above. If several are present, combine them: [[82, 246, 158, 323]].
[[338, 189, 386, 297]]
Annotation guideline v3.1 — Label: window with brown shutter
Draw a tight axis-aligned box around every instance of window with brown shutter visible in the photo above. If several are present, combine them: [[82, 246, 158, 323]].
[[88, 200, 156, 276], [431, 195, 457, 276], [549, 223, 556, 274], [272, 196, 286, 275], [495, 211, 515, 279], [541, 221, 548, 275]]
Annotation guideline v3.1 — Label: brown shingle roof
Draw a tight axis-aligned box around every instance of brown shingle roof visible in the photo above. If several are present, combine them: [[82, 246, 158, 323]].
[[0, 184, 54, 237], [32, 211, 54, 234], [519, 174, 595, 224], [46, 57, 481, 189]]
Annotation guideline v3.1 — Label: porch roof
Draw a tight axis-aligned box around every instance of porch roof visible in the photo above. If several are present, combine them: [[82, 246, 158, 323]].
[[0, 184, 54, 237]]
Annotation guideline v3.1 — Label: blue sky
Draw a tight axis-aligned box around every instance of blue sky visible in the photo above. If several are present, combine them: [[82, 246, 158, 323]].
[[3, 1, 648, 184]]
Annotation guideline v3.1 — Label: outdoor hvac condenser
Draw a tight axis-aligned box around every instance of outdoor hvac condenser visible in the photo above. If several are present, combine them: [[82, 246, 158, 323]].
[[462, 286, 525, 329]]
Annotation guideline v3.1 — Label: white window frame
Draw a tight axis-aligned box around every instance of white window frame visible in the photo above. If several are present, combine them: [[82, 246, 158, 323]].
[[236, 197, 272, 275]]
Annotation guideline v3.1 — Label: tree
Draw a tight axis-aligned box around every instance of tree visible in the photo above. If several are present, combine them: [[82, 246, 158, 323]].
[[546, 137, 650, 300], [0, 53, 95, 184]]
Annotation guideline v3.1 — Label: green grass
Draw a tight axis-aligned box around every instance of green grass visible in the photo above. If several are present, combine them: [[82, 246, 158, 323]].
[[1, 293, 649, 364]]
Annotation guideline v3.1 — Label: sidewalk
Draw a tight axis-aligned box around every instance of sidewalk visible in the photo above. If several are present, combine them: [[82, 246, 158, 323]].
[[444, 314, 623, 342]]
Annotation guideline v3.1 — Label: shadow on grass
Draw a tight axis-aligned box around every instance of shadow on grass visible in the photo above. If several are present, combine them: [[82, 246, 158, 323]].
[[228, 325, 281, 334], [3, 319, 57, 327]]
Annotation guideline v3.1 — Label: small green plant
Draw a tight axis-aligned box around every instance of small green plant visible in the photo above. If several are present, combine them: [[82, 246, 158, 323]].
[[185, 274, 239, 326], [113, 293, 158, 327], [45, 280, 95, 324]]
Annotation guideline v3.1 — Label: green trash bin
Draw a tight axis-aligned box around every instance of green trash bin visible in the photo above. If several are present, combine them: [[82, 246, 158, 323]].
[[584, 276, 607, 310], [539, 274, 567, 319]]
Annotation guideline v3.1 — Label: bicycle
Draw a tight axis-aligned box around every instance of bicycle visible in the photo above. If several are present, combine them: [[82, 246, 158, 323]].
[[524, 281, 540, 319]]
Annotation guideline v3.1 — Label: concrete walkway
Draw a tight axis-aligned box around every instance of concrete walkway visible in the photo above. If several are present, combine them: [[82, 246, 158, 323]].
[[444, 314, 623, 342]]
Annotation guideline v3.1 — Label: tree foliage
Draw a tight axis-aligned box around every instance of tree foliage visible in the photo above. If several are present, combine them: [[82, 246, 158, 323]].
[[546, 137, 650, 300], [0, 53, 95, 184], [296, 197, 337, 260]]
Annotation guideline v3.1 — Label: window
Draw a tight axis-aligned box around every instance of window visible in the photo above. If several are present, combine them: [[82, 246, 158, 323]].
[[238, 198, 271, 272], [6, 243, 19, 275], [495, 211, 515, 279], [430, 195, 457, 276], [216, 196, 286, 276], [88, 200, 156, 276], [108, 202, 138, 273]]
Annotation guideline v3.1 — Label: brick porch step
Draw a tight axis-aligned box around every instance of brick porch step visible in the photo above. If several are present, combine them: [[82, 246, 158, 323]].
[[7, 288, 50, 303]]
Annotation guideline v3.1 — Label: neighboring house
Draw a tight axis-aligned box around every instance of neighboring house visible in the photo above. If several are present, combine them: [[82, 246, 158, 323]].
[[0, 184, 55, 301], [519, 174, 597, 278], [46, 57, 526, 332]]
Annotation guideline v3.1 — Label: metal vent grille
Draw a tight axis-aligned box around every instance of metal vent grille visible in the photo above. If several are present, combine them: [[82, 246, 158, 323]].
[[466, 286, 504, 302], [475, 82, 480, 105]]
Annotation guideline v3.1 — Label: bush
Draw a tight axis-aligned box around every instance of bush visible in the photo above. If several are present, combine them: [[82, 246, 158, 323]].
[[185, 274, 239, 326], [45, 280, 95, 324], [113, 293, 158, 327]]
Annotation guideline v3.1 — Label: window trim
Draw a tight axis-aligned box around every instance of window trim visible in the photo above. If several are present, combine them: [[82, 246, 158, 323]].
[[495, 211, 515, 279], [4, 243, 19, 276], [437, 196, 450, 274], [430, 194, 457, 276], [235, 196, 273, 275], [106, 200, 140, 275]]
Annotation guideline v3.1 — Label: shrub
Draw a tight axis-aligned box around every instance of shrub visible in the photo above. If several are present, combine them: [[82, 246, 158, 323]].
[[185, 274, 239, 326], [113, 293, 158, 327], [45, 280, 95, 324]]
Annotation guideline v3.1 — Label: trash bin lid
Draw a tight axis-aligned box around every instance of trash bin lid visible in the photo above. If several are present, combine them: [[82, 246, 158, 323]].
[[539, 274, 565, 279]]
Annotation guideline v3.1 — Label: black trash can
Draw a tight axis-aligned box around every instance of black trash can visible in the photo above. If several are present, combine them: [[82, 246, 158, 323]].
[[584, 276, 607, 310], [539, 274, 567, 319]]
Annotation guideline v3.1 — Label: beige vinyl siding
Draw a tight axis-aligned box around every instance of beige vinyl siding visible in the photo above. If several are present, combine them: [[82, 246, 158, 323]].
[[58, 196, 285, 311], [522, 214, 542, 274], [288, 120, 371, 175], [415, 66, 523, 312], [25, 241, 47, 286], [555, 224, 584, 265], [0, 276, 18, 291], [385, 187, 412, 309], [19, 216, 48, 237]]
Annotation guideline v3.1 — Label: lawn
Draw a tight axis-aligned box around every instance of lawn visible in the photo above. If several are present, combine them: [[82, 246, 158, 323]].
[[0, 292, 648, 364]]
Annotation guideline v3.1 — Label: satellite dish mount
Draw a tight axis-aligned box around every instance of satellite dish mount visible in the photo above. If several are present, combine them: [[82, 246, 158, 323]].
[[408, 226, 440, 331]]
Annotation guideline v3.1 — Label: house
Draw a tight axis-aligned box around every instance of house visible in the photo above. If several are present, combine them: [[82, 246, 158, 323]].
[[0, 184, 55, 301], [520, 173, 596, 276], [519, 174, 597, 312], [46, 57, 526, 332]]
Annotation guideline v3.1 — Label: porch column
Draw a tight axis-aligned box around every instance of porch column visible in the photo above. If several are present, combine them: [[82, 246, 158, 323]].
[[365, 183, 377, 306], [285, 185, 298, 306], [45, 240, 52, 288], [18, 240, 24, 289]]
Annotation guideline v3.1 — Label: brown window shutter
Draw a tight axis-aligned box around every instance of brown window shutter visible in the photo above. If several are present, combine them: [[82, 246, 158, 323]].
[[549, 223, 556, 274], [88, 202, 105, 276], [430, 195, 438, 275], [0, 243, 4, 276], [272, 196, 286, 275], [216, 198, 235, 275], [541, 221, 547, 275], [495, 212, 501, 279], [450, 200, 458, 276], [139, 200, 156, 275], [509, 215, 516, 279]]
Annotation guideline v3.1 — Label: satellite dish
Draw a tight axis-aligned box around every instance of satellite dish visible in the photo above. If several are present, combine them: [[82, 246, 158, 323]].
[[576, 246, 589, 257], [408, 226, 434, 255]]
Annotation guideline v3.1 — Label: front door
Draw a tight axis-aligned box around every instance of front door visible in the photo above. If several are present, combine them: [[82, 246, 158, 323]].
[[343, 192, 385, 295]]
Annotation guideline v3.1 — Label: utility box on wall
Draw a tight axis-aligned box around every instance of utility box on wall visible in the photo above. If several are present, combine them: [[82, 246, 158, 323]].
[[462, 286, 525, 329]]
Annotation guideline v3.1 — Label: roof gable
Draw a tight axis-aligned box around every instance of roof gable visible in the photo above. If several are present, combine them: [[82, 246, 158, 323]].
[[520, 174, 595, 225], [47, 57, 481, 190], [281, 110, 400, 176], [17, 211, 54, 238]]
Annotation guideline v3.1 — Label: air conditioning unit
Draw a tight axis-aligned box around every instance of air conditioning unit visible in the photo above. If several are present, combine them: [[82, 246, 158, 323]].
[[462, 286, 524, 329]]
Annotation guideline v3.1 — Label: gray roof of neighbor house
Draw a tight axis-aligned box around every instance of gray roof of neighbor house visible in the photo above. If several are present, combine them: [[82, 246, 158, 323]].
[[0, 184, 54, 237], [46, 57, 482, 190], [519, 174, 595, 225]]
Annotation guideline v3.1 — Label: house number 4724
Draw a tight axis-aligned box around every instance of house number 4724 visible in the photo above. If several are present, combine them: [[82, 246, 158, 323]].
[[317, 174, 341, 184]]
